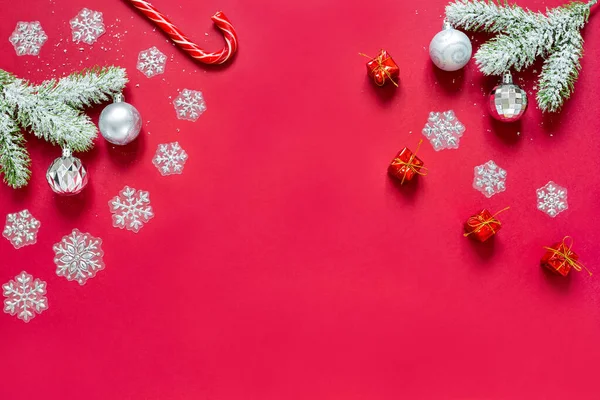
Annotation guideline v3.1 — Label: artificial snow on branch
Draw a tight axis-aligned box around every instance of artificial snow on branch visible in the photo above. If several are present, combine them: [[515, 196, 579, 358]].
[[446, 0, 597, 112], [0, 66, 127, 188]]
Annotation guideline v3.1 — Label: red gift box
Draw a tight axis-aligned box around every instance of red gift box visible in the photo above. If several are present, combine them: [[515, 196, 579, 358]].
[[541, 237, 591, 277], [363, 50, 399, 87], [463, 208, 506, 242], [388, 142, 426, 184]]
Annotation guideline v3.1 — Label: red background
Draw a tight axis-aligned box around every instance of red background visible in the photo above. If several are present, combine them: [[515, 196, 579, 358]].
[[1, 0, 600, 398]]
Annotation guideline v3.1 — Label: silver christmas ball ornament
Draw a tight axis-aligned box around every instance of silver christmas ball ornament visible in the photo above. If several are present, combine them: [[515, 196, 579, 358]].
[[99, 94, 142, 145], [429, 21, 472, 72], [489, 72, 528, 122], [46, 148, 88, 195]]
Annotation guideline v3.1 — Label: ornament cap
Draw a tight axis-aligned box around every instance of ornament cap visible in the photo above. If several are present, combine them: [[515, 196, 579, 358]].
[[113, 93, 124, 103], [61, 147, 72, 158], [442, 19, 453, 30], [502, 71, 513, 84]]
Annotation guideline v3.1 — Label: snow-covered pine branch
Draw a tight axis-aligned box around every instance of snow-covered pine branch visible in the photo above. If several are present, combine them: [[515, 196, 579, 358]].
[[446, 0, 542, 33], [537, 33, 584, 112], [446, 0, 596, 112], [40, 66, 127, 109], [0, 103, 30, 188], [3, 80, 98, 151], [0, 66, 127, 188]]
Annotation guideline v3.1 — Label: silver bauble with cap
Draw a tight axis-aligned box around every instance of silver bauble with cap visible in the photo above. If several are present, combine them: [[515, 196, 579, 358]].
[[46, 147, 88, 195], [489, 72, 528, 122], [429, 20, 472, 72], [99, 93, 142, 145]]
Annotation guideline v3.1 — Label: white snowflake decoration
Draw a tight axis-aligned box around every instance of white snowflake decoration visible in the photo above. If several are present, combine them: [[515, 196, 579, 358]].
[[537, 181, 568, 218], [3, 271, 47, 323], [422, 110, 465, 151], [109, 186, 154, 233], [53, 229, 105, 285], [70, 8, 105, 45], [152, 142, 188, 176], [9, 21, 48, 56], [137, 46, 167, 78], [473, 160, 507, 198], [3, 209, 41, 249], [173, 89, 207, 121]]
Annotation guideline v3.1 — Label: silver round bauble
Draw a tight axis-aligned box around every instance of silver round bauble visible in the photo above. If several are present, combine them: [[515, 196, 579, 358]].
[[46, 148, 88, 195], [429, 21, 472, 72], [489, 72, 528, 122], [99, 94, 142, 145]]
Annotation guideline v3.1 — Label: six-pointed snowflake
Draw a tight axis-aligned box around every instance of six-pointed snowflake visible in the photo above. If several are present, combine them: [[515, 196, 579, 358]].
[[152, 142, 188, 176], [137, 46, 167, 78], [473, 160, 507, 198], [173, 89, 207, 121], [3, 271, 47, 323], [53, 229, 105, 285], [3, 209, 41, 249], [9, 21, 48, 56], [537, 181, 568, 218], [70, 8, 105, 45], [422, 110, 465, 151], [109, 186, 154, 233]]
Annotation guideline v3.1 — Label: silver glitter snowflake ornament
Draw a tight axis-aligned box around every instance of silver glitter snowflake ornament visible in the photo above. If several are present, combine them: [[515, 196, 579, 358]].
[[537, 181, 568, 218], [137, 46, 167, 78], [9, 21, 48, 56], [422, 110, 465, 151], [70, 8, 106, 45], [3, 271, 48, 323], [109, 186, 154, 233], [173, 89, 207, 121], [3, 209, 41, 249], [54, 229, 105, 285], [152, 142, 188, 176], [473, 160, 507, 198]]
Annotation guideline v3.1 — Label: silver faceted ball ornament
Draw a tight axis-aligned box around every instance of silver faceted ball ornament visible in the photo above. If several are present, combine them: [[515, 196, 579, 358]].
[[99, 94, 142, 145], [489, 72, 528, 122], [46, 148, 88, 195], [429, 21, 472, 72]]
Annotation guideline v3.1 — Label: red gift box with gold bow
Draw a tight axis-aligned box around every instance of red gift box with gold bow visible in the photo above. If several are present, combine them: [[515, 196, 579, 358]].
[[363, 50, 399, 87], [388, 141, 426, 184], [463, 208, 507, 242], [541, 237, 591, 277]]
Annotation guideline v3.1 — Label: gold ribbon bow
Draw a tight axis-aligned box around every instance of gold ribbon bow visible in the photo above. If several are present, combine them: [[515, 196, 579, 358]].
[[463, 207, 510, 237], [359, 52, 399, 87], [544, 236, 592, 276], [390, 139, 428, 184]]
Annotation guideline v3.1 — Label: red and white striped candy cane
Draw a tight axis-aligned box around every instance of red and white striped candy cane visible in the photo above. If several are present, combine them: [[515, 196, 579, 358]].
[[125, 0, 238, 65]]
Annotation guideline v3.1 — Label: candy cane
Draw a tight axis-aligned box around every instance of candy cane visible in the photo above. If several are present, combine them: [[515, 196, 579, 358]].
[[125, 0, 238, 65]]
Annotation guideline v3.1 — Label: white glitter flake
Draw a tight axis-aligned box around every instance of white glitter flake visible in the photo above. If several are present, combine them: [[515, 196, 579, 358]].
[[137, 46, 167, 78], [3, 209, 41, 249], [109, 186, 154, 233], [53, 229, 105, 285], [537, 181, 568, 218], [473, 160, 507, 198], [152, 142, 188, 176], [9, 21, 48, 56], [173, 89, 206, 121], [3, 272, 47, 323], [70, 8, 106, 45], [422, 110, 465, 151]]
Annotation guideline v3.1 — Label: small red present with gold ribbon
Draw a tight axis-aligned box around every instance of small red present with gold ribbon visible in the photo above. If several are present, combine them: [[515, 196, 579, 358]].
[[463, 208, 508, 242], [361, 50, 399, 87], [541, 237, 592, 277], [388, 140, 427, 184]]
